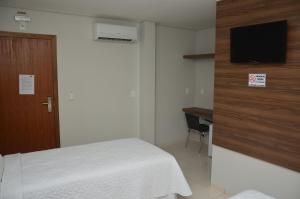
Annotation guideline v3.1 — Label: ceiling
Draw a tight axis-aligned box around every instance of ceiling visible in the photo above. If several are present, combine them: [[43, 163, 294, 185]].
[[0, 0, 217, 30]]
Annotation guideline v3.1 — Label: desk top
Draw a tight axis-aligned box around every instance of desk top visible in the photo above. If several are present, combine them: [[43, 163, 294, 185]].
[[182, 107, 213, 122]]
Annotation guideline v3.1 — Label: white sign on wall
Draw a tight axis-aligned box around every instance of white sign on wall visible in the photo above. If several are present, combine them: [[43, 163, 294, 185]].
[[19, 74, 35, 95], [248, 73, 266, 87]]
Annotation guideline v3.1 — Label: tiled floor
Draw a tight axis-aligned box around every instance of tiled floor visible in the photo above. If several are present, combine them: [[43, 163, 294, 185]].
[[161, 140, 232, 199]]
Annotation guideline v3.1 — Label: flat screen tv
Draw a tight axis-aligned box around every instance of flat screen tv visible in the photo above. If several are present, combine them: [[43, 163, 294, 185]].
[[230, 20, 287, 63]]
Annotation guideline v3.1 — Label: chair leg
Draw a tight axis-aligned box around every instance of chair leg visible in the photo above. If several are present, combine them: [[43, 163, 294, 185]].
[[198, 132, 203, 153], [185, 129, 191, 148]]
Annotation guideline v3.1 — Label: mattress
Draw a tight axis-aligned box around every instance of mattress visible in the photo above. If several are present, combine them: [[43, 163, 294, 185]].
[[1, 138, 191, 199]]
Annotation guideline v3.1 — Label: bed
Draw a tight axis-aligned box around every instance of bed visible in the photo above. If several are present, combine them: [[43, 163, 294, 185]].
[[0, 138, 192, 199], [229, 190, 276, 199]]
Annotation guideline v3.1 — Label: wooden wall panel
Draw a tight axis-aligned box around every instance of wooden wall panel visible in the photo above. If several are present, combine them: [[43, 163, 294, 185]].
[[213, 0, 300, 171]]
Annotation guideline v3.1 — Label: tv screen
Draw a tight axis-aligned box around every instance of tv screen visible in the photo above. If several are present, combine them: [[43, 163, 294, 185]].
[[230, 20, 287, 63]]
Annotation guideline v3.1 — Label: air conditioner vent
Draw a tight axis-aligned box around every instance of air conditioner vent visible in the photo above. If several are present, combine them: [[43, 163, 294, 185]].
[[97, 37, 133, 42]]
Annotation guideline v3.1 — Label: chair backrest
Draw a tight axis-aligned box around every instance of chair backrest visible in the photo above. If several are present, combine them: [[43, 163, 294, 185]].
[[185, 113, 200, 131]]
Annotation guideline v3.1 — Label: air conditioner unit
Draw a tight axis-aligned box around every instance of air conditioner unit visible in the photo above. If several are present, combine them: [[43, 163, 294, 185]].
[[94, 23, 138, 42]]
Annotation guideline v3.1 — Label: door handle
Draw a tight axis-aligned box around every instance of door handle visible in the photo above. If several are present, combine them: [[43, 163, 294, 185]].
[[42, 97, 52, 113]]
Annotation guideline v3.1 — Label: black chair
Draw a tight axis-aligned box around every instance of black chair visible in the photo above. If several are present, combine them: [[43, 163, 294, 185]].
[[184, 113, 209, 153]]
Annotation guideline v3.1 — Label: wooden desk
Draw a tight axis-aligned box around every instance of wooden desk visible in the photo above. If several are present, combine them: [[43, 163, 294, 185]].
[[182, 107, 214, 157], [182, 107, 213, 123]]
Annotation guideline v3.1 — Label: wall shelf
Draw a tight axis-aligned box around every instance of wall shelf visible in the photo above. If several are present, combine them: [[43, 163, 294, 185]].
[[183, 53, 215, 59]]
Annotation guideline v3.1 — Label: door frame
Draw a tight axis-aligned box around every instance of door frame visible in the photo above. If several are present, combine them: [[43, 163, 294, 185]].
[[0, 31, 60, 148]]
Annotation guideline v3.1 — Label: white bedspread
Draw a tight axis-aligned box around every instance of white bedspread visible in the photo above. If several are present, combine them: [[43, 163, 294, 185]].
[[229, 190, 276, 199], [1, 138, 191, 199]]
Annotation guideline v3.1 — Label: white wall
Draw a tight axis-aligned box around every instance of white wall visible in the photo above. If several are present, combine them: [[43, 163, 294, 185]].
[[139, 21, 156, 144], [212, 145, 300, 199], [0, 7, 139, 146], [155, 25, 196, 146], [194, 28, 215, 109]]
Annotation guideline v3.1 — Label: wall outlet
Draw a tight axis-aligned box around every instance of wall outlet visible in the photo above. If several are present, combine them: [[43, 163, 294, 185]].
[[200, 88, 205, 95], [68, 91, 75, 101], [185, 88, 190, 95], [129, 90, 136, 98]]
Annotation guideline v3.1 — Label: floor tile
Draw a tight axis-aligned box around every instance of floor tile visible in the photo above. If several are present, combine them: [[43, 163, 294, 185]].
[[161, 140, 231, 199]]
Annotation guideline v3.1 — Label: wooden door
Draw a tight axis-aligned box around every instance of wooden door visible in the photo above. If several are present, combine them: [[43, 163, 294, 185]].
[[0, 32, 60, 155]]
